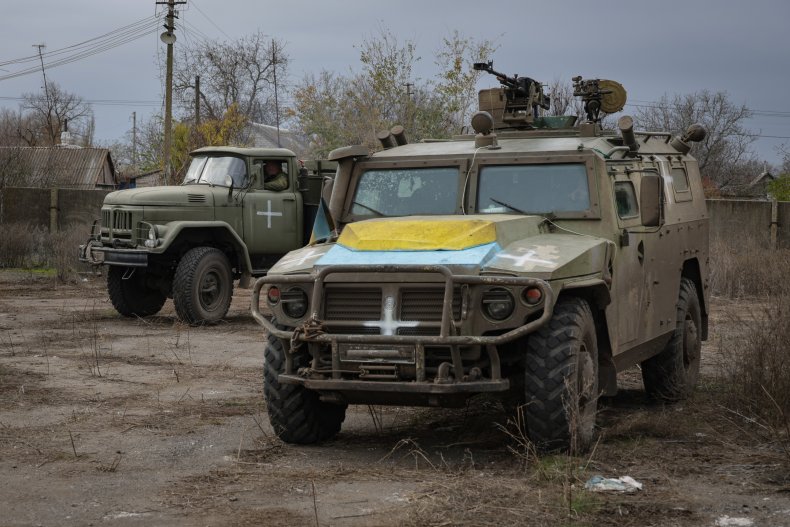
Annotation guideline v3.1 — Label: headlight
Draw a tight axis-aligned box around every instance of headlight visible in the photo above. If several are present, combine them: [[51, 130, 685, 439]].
[[281, 287, 308, 319], [482, 288, 515, 321], [143, 225, 158, 248]]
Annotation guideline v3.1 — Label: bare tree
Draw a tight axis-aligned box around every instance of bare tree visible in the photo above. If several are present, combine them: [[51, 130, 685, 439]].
[[0, 108, 37, 146], [22, 81, 94, 146], [433, 30, 498, 133], [291, 28, 498, 158], [635, 91, 757, 191], [173, 32, 287, 124]]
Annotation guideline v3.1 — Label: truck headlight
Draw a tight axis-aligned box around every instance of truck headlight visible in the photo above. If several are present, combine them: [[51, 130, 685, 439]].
[[482, 288, 515, 321], [281, 287, 308, 319], [144, 225, 159, 248]]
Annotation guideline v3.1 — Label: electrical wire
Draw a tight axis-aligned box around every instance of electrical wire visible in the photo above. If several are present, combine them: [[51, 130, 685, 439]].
[[0, 17, 160, 82]]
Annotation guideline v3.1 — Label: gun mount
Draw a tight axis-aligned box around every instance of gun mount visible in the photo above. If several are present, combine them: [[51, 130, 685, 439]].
[[474, 61, 550, 129], [572, 76, 627, 123]]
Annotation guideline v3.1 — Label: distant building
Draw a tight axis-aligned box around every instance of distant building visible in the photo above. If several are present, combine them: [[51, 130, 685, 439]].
[[246, 123, 308, 156], [0, 145, 117, 190], [746, 167, 776, 199]]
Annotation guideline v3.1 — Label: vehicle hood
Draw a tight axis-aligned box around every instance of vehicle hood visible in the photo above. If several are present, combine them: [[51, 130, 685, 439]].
[[269, 215, 612, 280], [103, 186, 218, 207]]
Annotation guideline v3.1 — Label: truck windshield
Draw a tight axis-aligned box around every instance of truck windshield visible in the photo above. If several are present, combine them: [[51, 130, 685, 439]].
[[351, 167, 458, 216], [182, 156, 248, 187], [477, 163, 590, 215]]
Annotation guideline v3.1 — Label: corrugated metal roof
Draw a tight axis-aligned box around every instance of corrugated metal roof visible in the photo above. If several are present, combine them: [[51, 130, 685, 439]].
[[0, 146, 115, 189], [247, 123, 307, 156]]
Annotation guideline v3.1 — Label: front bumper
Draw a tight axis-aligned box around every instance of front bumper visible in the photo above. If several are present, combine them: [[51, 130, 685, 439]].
[[79, 240, 149, 267], [252, 264, 555, 398]]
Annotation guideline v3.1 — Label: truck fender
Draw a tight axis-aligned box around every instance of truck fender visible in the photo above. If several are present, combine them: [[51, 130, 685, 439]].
[[154, 221, 253, 277]]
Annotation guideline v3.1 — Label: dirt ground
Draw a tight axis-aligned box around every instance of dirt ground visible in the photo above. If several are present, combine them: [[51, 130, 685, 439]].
[[1, 270, 789, 527]]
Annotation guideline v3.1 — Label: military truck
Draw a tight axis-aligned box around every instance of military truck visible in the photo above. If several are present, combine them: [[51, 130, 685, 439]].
[[251, 66, 710, 451], [80, 147, 335, 325]]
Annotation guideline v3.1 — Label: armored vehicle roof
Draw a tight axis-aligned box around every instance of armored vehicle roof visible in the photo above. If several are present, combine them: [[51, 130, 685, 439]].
[[367, 129, 689, 161]]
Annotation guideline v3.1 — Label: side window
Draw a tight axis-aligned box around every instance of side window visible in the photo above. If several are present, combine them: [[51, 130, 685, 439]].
[[252, 159, 290, 190], [614, 181, 639, 219], [671, 167, 692, 202]]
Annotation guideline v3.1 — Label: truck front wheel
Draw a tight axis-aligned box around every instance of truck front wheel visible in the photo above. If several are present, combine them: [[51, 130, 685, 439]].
[[172, 247, 233, 325], [642, 277, 701, 401], [264, 321, 346, 444], [107, 266, 167, 317], [524, 297, 598, 452]]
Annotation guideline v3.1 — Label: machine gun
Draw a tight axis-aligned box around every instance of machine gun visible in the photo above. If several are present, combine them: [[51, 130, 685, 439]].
[[572, 76, 627, 123], [473, 61, 550, 127]]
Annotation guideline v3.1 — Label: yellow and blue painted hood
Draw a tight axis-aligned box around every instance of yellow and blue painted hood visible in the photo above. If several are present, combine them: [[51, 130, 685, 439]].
[[269, 215, 611, 279]]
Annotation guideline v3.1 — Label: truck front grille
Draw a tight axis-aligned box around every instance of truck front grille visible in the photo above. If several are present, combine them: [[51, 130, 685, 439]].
[[100, 209, 134, 242], [321, 285, 462, 336], [324, 287, 382, 321]]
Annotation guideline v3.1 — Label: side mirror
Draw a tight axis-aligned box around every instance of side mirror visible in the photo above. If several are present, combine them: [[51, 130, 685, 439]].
[[322, 176, 334, 204], [640, 174, 662, 227], [251, 165, 263, 188], [225, 175, 234, 201]]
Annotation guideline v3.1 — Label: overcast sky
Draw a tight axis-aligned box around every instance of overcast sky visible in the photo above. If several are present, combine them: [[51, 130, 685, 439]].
[[1, 0, 788, 165]]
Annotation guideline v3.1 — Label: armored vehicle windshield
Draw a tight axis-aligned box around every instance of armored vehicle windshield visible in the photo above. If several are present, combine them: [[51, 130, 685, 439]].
[[350, 166, 459, 216]]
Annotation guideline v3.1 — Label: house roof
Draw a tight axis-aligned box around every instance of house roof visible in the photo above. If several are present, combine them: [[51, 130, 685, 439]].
[[748, 169, 776, 187], [0, 146, 116, 189], [247, 123, 307, 155]]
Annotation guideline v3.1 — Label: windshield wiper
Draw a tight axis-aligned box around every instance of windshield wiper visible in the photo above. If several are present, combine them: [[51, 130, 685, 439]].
[[489, 197, 528, 215], [352, 201, 385, 217]]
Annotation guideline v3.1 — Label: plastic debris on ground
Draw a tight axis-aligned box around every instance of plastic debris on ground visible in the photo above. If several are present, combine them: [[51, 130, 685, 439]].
[[715, 517, 753, 527], [584, 475, 643, 493]]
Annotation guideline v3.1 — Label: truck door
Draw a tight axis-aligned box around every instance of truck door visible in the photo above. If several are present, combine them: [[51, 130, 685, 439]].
[[242, 158, 303, 257]]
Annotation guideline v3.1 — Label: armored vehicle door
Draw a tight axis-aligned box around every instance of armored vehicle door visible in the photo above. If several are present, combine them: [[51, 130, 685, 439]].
[[242, 158, 303, 260]]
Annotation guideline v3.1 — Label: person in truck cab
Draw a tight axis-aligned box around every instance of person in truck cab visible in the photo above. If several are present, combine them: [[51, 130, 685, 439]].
[[263, 160, 288, 191]]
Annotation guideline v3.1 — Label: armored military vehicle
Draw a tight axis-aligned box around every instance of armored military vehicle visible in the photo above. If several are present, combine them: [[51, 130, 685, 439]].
[[252, 64, 710, 451], [80, 147, 335, 325]]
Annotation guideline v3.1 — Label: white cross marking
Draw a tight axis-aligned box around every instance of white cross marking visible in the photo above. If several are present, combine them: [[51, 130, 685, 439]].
[[256, 199, 282, 228], [277, 247, 323, 267], [495, 250, 555, 267], [362, 295, 420, 336]]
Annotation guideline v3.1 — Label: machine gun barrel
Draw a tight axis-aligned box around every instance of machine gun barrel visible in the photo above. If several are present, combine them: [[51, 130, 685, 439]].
[[473, 61, 519, 89]]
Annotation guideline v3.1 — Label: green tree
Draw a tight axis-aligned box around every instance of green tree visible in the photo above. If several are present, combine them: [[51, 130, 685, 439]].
[[290, 28, 497, 158], [767, 175, 790, 201]]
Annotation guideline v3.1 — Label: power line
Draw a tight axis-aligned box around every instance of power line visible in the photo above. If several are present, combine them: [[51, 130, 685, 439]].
[[0, 17, 160, 82], [190, 0, 231, 40]]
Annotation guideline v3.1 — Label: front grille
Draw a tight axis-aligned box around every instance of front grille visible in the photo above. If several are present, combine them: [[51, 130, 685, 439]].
[[324, 287, 381, 321], [400, 287, 462, 321], [320, 284, 463, 337], [113, 211, 133, 231]]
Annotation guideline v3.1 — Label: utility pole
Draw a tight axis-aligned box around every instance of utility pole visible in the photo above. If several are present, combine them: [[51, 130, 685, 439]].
[[33, 44, 54, 143], [156, 0, 185, 184], [194, 75, 200, 125], [272, 40, 281, 148], [132, 111, 138, 170]]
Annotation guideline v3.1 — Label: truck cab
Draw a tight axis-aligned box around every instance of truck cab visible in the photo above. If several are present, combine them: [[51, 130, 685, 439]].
[[80, 147, 335, 325]]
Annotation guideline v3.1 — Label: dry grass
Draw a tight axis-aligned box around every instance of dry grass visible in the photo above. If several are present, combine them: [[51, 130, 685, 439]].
[[0, 221, 91, 282], [710, 232, 790, 462]]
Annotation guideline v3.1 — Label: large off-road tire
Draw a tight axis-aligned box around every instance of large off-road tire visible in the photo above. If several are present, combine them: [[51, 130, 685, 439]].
[[107, 266, 166, 317], [642, 277, 701, 401], [172, 247, 233, 325], [524, 297, 598, 452], [264, 321, 346, 444]]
